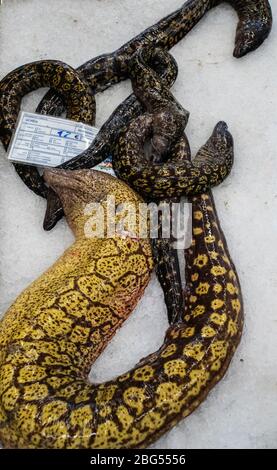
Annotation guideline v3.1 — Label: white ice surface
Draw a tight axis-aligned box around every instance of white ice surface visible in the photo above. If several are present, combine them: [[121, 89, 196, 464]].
[[0, 0, 277, 449]]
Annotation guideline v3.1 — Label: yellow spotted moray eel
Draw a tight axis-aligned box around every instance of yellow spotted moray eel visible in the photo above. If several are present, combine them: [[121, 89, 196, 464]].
[[0, 169, 154, 448], [0, 167, 243, 448], [0, 1, 271, 229]]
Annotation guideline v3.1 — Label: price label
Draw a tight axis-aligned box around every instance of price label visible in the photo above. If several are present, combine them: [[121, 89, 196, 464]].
[[7, 111, 99, 168]]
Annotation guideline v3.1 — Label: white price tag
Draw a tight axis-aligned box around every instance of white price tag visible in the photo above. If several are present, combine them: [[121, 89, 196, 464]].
[[7, 111, 99, 168]]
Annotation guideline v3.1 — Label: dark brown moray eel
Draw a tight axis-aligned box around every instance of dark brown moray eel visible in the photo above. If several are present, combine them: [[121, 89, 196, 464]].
[[113, 46, 234, 200], [39, 0, 273, 103], [0, 0, 272, 227]]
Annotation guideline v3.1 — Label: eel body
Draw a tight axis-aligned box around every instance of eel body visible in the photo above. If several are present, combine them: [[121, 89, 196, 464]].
[[0, 168, 243, 448], [113, 47, 234, 200], [39, 0, 273, 109]]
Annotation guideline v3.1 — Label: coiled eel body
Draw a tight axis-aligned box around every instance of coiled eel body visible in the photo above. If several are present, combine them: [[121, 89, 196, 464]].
[[0, 166, 243, 448], [0, 61, 95, 197], [113, 47, 234, 200], [0, 1, 272, 228]]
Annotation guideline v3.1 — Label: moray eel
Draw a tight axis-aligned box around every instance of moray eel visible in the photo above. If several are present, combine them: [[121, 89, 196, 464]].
[[0, 60, 95, 198], [0, 169, 154, 448], [39, 0, 272, 110], [0, 168, 243, 448], [113, 47, 234, 199], [6, 0, 270, 228]]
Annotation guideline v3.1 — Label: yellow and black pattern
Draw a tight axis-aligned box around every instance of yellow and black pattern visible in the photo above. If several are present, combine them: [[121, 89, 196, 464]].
[[0, 169, 154, 448], [43, 48, 179, 230], [40, 0, 272, 112], [0, 0, 268, 449], [0, 169, 243, 447], [113, 46, 234, 200]]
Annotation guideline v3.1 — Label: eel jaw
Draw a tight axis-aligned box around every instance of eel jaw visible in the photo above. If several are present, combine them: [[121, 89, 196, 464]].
[[43, 169, 84, 219], [43, 189, 64, 232]]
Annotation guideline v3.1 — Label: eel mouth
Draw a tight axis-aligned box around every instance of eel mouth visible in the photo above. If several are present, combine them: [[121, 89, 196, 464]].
[[43, 169, 85, 214], [43, 169, 92, 224], [43, 168, 96, 197], [43, 169, 92, 229]]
